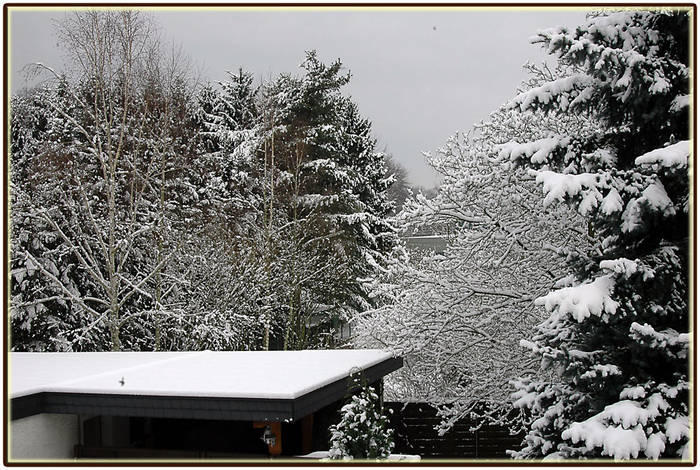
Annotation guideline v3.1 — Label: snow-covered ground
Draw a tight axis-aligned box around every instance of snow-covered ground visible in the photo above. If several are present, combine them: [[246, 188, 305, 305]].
[[297, 450, 420, 461]]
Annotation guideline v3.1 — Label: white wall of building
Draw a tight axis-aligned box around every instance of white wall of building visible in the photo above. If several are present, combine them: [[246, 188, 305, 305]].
[[10, 413, 79, 460]]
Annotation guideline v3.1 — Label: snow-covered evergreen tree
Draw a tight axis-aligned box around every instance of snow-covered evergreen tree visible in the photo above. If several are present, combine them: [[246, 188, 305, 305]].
[[506, 10, 690, 460], [262, 52, 397, 346], [329, 385, 395, 460], [195, 68, 261, 205], [193, 51, 397, 350]]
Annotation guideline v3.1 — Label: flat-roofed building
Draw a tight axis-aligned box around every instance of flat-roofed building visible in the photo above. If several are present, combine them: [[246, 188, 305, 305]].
[[9, 349, 402, 461]]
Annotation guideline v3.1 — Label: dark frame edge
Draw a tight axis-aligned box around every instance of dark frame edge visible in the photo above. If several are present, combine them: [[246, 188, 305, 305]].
[[4, 3, 10, 467], [2, 2, 696, 467], [691, 3, 697, 468]]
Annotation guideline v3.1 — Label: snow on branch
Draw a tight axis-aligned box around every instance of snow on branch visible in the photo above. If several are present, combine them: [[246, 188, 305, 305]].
[[498, 136, 570, 164], [530, 169, 603, 214], [563, 419, 647, 459], [507, 74, 596, 112], [561, 393, 677, 460], [580, 364, 622, 380], [665, 416, 690, 446], [621, 180, 676, 232], [600, 187, 624, 215], [599, 258, 652, 280], [535, 275, 618, 323], [634, 141, 690, 169], [669, 95, 690, 113], [629, 322, 689, 358]]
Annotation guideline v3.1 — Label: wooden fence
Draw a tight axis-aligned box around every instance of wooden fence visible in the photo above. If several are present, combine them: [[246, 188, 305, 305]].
[[385, 402, 523, 459]]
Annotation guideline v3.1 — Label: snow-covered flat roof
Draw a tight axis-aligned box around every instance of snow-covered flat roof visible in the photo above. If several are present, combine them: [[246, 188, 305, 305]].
[[10, 349, 396, 400]]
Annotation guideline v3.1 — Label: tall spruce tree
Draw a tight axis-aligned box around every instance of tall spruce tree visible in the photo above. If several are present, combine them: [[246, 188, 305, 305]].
[[262, 51, 396, 347], [505, 10, 690, 460], [190, 52, 396, 350]]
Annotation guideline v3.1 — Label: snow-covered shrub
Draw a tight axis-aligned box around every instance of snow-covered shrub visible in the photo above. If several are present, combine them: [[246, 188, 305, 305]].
[[328, 386, 395, 460]]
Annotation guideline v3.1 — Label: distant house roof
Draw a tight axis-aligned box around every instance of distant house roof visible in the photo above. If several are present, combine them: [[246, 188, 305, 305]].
[[10, 350, 402, 422], [403, 235, 448, 254]]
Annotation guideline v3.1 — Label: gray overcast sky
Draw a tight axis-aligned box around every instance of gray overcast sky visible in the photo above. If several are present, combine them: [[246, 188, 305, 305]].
[[9, 7, 590, 186]]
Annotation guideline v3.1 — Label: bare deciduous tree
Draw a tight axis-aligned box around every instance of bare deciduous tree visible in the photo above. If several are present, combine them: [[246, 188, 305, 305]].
[[14, 10, 197, 350]]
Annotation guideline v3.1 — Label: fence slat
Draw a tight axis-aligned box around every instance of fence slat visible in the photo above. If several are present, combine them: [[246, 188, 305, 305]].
[[385, 402, 522, 459]]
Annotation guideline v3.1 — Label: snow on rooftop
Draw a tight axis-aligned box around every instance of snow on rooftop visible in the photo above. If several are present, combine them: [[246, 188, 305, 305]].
[[10, 349, 395, 400]]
